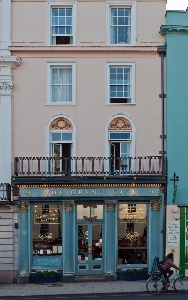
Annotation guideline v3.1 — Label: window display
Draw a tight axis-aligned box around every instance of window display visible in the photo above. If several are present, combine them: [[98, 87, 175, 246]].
[[118, 203, 147, 264], [33, 205, 62, 256]]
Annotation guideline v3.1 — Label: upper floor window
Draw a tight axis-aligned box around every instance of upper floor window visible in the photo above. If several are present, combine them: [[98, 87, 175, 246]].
[[106, 62, 135, 104], [46, 62, 76, 104], [47, 3, 76, 46], [107, 3, 136, 46]]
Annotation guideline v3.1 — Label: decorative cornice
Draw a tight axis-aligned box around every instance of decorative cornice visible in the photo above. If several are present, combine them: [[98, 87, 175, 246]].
[[9, 46, 159, 53], [16, 183, 162, 188], [160, 25, 188, 35], [0, 56, 22, 69]]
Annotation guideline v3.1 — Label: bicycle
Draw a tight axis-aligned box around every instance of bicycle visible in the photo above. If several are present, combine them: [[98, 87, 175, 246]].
[[146, 270, 188, 294]]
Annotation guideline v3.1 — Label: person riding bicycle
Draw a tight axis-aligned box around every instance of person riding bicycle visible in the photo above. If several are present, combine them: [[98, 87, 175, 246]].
[[161, 252, 180, 283]]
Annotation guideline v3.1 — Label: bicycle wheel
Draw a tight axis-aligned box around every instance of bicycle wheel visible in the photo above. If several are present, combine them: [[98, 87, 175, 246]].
[[146, 276, 163, 294], [174, 276, 188, 292]]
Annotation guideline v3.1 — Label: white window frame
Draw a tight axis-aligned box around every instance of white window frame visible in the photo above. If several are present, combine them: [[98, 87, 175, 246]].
[[106, 62, 135, 105], [46, 62, 76, 105], [46, 2, 77, 46], [106, 2, 136, 46]]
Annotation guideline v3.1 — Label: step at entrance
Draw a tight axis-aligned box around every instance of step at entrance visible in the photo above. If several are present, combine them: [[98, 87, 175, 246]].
[[74, 274, 105, 282]]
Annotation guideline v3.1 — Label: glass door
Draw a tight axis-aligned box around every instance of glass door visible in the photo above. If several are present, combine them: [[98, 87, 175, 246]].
[[76, 224, 103, 274]]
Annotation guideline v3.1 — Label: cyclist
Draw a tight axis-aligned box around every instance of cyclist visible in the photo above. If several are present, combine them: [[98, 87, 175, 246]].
[[161, 252, 180, 284]]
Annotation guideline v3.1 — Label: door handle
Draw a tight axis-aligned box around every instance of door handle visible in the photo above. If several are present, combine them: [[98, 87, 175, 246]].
[[88, 245, 92, 255]]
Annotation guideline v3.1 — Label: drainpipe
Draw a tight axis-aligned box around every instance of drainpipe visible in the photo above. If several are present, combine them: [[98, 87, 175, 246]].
[[157, 45, 167, 259]]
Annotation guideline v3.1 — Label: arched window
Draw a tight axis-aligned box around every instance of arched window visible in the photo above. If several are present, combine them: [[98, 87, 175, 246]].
[[106, 116, 135, 174], [49, 117, 73, 174]]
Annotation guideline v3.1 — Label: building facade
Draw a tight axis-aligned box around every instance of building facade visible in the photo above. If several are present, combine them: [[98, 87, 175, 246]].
[[0, 0, 166, 283], [160, 8, 188, 277]]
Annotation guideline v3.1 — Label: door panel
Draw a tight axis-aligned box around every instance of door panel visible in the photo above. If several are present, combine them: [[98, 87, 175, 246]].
[[51, 143, 71, 174], [77, 224, 103, 274]]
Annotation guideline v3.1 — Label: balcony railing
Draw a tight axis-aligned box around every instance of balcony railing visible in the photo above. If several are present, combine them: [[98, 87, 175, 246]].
[[0, 183, 11, 202], [14, 156, 165, 177]]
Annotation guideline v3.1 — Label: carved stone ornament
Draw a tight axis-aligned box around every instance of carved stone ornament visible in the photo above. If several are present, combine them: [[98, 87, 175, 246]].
[[50, 118, 73, 130], [18, 201, 28, 212], [0, 82, 13, 90], [108, 117, 132, 130], [64, 201, 74, 212], [150, 200, 162, 211], [105, 200, 117, 212]]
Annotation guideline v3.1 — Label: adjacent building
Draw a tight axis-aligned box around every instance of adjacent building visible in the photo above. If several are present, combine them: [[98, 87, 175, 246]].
[[160, 8, 188, 277], [0, 0, 166, 283]]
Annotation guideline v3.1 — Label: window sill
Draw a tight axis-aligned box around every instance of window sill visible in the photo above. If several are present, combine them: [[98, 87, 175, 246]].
[[105, 103, 136, 106], [45, 103, 77, 106]]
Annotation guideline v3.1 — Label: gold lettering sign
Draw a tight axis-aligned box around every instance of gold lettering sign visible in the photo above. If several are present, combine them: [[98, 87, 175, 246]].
[[71, 190, 76, 195], [100, 190, 105, 194], [92, 190, 97, 195], [79, 190, 82, 195], [52, 191, 56, 195]]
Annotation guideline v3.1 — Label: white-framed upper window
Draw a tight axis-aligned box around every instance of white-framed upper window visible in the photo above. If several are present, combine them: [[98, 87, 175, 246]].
[[47, 2, 76, 46], [106, 62, 135, 104], [107, 3, 136, 46], [46, 62, 76, 104]]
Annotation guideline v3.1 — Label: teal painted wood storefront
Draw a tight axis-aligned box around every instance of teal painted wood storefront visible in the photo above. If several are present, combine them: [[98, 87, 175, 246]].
[[16, 184, 164, 282]]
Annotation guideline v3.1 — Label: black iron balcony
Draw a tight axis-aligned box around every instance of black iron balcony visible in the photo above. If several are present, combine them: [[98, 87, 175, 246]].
[[0, 183, 11, 202], [14, 156, 165, 177]]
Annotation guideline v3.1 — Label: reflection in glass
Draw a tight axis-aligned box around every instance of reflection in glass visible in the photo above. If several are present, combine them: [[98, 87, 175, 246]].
[[78, 225, 88, 260], [92, 225, 102, 260], [77, 204, 103, 220], [118, 203, 147, 264]]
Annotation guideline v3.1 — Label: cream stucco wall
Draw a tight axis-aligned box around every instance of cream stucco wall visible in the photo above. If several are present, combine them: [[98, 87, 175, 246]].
[[11, 0, 166, 47], [12, 51, 162, 157]]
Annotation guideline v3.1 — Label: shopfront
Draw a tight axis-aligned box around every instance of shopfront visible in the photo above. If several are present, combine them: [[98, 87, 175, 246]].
[[15, 182, 165, 282]]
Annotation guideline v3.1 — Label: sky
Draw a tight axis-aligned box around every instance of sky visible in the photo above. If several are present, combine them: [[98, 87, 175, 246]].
[[166, 0, 188, 10]]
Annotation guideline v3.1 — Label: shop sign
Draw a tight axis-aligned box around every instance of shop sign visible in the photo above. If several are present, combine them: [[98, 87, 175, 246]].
[[167, 221, 180, 246], [19, 186, 161, 198]]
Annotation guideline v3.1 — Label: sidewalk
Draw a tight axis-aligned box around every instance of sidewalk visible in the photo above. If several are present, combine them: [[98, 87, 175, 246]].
[[0, 280, 148, 297]]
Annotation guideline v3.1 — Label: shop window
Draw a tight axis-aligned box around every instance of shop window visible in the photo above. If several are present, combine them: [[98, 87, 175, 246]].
[[118, 203, 147, 265], [33, 205, 62, 257]]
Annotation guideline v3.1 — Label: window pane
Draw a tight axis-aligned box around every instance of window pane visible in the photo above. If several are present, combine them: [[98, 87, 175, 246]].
[[109, 132, 131, 140], [66, 8, 72, 16], [51, 133, 61, 141], [110, 67, 131, 102], [59, 8, 65, 16], [59, 17, 65, 25], [118, 204, 147, 265], [61, 133, 72, 141], [52, 9, 58, 16]]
